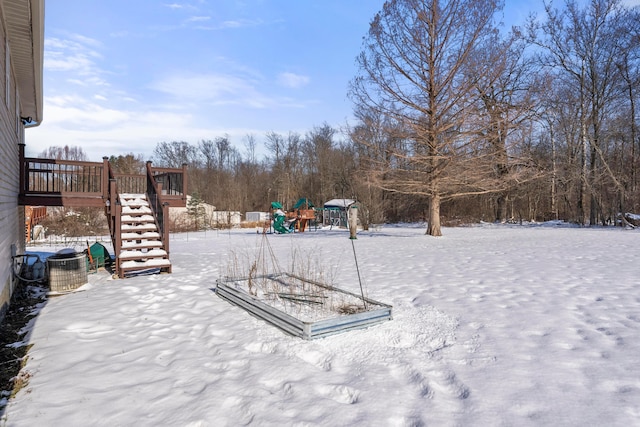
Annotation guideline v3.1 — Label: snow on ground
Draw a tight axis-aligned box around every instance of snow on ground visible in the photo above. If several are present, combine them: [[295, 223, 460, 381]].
[[3, 224, 640, 426]]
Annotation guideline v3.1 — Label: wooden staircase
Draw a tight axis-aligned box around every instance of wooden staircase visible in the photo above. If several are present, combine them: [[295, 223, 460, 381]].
[[105, 161, 184, 278], [19, 146, 188, 279], [117, 193, 171, 276]]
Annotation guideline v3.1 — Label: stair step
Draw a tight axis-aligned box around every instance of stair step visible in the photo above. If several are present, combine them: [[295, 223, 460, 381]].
[[122, 205, 152, 215], [119, 248, 167, 259], [121, 214, 155, 223], [120, 201, 149, 207], [120, 193, 149, 206], [121, 240, 163, 250], [120, 259, 171, 269], [121, 225, 155, 233], [121, 231, 161, 240], [120, 193, 146, 198], [121, 223, 157, 232]]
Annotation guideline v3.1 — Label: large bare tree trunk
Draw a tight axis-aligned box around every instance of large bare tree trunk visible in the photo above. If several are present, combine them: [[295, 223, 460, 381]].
[[426, 194, 442, 236], [495, 194, 507, 223], [579, 120, 588, 225]]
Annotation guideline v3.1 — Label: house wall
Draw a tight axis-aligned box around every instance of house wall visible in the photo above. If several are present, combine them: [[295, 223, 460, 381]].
[[209, 211, 242, 226], [170, 195, 242, 229], [0, 7, 26, 319], [170, 208, 242, 229]]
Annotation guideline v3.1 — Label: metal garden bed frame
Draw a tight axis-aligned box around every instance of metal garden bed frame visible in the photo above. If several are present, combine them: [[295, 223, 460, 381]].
[[215, 273, 392, 340]]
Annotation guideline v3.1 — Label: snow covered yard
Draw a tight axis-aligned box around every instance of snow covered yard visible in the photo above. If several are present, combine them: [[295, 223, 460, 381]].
[[3, 224, 640, 426]]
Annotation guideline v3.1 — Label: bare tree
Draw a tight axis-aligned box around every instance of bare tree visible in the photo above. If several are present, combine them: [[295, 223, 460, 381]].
[[467, 30, 540, 222], [108, 153, 145, 174], [265, 131, 285, 167], [39, 145, 88, 161], [349, 107, 402, 224], [531, 0, 631, 224], [243, 134, 258, 165], [613, 6, 640, 216], [198, 139, 218, 171], [240, 134, 270, 211], [152, 141, 197, 168], [350, 0, 505, 235], [302, 124, 337, 205]]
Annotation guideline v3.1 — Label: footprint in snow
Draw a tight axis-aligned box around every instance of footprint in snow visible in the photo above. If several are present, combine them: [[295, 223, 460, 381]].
[[296, 348, 332, 371], [315, 384, 360, 404], [63, 321, 114, 341], [244, 341, 278, 354], [154, 349, 175, 367]]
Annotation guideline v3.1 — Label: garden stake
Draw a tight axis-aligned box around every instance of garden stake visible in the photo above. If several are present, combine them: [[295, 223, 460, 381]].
[[351, 239, 367, 310]]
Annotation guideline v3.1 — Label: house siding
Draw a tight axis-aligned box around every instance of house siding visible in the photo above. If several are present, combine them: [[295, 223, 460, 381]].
[[0, 6, 25, 319]]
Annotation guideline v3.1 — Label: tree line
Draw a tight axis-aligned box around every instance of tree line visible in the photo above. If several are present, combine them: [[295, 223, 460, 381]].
[[347, 0, 640, 234], [42, 0, 640, 236], [149, 0, 640, 235]]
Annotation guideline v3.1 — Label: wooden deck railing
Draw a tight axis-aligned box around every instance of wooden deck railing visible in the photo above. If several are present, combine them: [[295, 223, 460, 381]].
[[147, 163, 188, 207], [18, 144, 188, 208], [114, 173, 146, 194], [18, 151, 108, 207]]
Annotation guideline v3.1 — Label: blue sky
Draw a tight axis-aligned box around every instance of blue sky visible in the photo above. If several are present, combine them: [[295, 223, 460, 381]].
[[26, 0, 633, 162]]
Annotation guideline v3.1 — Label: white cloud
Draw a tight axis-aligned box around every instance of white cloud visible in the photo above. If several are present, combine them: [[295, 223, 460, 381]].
[[185, 18, 266, 31], [44, 36, 107, 86], [67, 76, 109, 88], [187, 16, 210, 23], [45, 52, 94, 72], [149, 73, 271, 108], [277, 72, 310, 89], [26, 93, 275, 161], [109, 30, 131, 38], [30, 28, 321, 162], [26, 96, 197, 160], [219, 18, 263, 29], [42, 96, 131, 128], [163, 2, 199, 11], [148, 71, 315, 111], [68, 33, 103, 49]]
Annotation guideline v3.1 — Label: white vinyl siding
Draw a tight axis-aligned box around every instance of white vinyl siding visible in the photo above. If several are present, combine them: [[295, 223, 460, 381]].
[[0, 6, 24, 317]]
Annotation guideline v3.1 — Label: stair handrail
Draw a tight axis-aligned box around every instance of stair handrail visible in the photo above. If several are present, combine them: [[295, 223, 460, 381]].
[[145, 161, 170, 259], [104, 157, 122, 277]]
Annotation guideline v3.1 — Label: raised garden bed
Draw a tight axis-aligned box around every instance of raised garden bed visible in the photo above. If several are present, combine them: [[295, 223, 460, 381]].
[[216, 273, 392, 340]]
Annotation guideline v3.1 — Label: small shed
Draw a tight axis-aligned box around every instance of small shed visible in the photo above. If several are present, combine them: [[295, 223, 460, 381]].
[[322, 199, 356, 228], [246, 211, 269, 222]]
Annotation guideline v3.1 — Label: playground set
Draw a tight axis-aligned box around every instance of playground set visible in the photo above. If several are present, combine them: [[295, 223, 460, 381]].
[[268, 197, 358, 234], [270, 198, 318, 234]]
